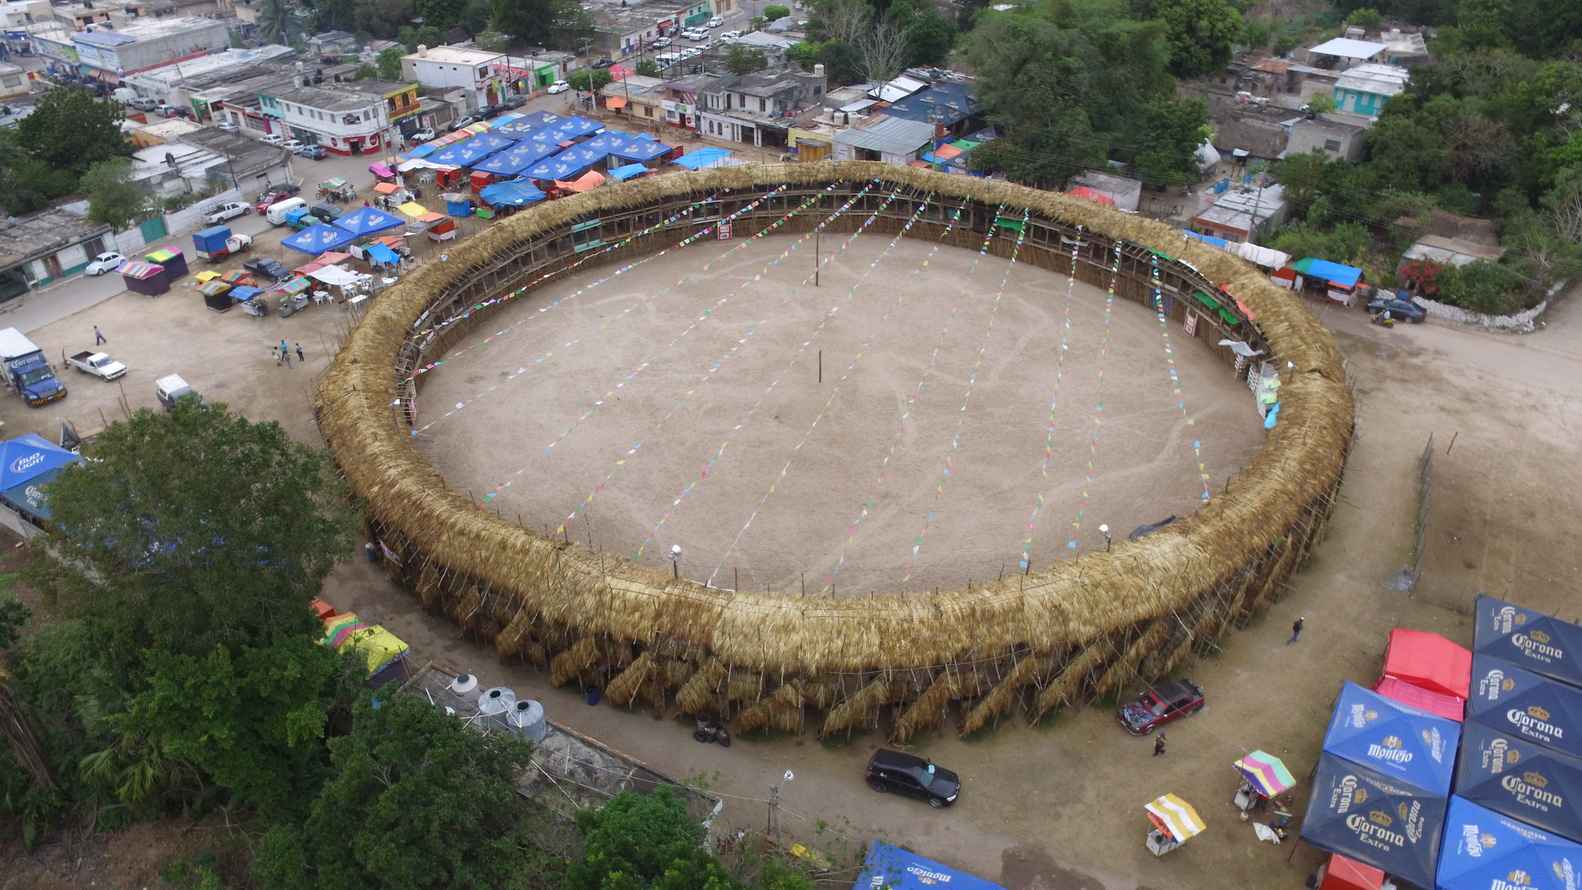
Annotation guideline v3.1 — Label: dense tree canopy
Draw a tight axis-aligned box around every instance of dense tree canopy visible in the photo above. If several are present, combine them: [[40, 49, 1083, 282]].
[[0, 87, 130, 215]]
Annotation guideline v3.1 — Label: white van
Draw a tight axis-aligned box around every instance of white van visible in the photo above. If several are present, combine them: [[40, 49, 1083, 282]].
[[656, 52, 681, 67], [265, 197, 308, 226]]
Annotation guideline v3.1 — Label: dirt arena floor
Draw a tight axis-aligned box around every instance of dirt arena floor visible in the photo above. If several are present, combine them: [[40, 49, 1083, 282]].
[[414, 233, 1265, 594]]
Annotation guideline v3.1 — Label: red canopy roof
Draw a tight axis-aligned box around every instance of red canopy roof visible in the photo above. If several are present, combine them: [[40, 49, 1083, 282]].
[[1374, 675, 1464, 722], [1382, 628, 1471, 699], [1320, 852, 1384, 890], [1067, 185, 1116, 207]]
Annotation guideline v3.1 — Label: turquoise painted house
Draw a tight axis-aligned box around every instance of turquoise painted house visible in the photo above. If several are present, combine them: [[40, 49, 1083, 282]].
[[1333, 63, 1410, 117]]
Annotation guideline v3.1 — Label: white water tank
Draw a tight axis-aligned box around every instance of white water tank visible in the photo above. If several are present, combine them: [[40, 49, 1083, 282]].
[[507, 699, 548, 743], [478, 686, 517, 716]]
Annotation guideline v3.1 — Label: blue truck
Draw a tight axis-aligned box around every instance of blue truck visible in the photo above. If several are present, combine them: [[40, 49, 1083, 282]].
[[0, 327, 67, 407]]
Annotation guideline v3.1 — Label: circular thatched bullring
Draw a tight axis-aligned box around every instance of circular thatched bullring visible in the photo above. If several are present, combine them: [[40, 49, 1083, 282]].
[[316, 162, 1353, 740]]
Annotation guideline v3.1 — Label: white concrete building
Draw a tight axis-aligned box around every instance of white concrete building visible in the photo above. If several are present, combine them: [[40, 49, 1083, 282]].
[[71, 16, 232, 80], [400, 45, 504, 112]]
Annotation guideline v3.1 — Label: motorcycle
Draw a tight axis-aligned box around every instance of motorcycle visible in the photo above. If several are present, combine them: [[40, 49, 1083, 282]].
[[693, 717, 731, 747]]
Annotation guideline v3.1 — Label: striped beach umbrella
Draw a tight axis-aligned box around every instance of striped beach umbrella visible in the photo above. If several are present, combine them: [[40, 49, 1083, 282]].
[[1233, 750, 1297, 798], [1145, 793, 1206, 842]]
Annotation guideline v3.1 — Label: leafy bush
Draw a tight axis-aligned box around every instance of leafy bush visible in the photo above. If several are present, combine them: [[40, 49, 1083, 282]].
[[568, 68, 613, 92], [1436, 260, 1530, 314], [763, 4, 791, 21]]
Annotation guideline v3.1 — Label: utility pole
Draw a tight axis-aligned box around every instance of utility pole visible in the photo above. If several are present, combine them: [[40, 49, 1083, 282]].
[[814, 228, 820, 286], [767, 769, 792, 844]]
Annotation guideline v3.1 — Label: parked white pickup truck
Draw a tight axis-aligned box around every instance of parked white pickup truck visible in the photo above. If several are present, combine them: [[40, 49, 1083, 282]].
[[67, 351, 128, 381]]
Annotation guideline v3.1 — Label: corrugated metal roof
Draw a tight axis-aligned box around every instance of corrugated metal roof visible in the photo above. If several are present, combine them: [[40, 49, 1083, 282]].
[[833, 116, 935, 155], [1335, 63, 1409, 96], [1308, 37, 1386, 59]]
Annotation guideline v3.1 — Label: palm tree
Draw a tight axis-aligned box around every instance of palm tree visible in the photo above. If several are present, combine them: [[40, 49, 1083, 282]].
[[257, 0, 293, 44]]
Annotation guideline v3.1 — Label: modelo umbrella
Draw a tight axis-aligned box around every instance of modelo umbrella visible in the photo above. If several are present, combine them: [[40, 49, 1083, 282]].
[[1324, 681, 1461, 794], [1436, 796, 1582, 890]]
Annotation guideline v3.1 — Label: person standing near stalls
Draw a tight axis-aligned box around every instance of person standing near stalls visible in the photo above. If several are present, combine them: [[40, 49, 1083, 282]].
[[1153, 733, 1167, 757], [1289, 616, 1305, 644]]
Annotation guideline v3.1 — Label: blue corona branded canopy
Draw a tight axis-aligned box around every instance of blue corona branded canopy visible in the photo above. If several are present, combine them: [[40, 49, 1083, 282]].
[[494, 112, 561, 138], [1475, 595, 1582, 689], [1301, 754, 1447, 889], [612, 136, 672, 163], [0, 434, 81, 519], [282, 224, 357, 255], [852, 841, 1006, 890], [539, 116, 602, 143], [1455, 722, 1582, 843], [429, 135, 510, 168], [333, 207, 405, 237], [1469, 656, 1582, 759], [527, 143, 608, 181], [1436, 796, 1582, 890], [474, 140, 562, 176], [1324, 681, 1462, 794]]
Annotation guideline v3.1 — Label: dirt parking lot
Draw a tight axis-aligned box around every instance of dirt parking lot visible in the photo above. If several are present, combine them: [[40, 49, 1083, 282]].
[[5, 212, 1579, 890]]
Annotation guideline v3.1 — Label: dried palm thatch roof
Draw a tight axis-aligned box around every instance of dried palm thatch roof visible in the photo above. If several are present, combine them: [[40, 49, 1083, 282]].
[[317, 161, 1351, 683]]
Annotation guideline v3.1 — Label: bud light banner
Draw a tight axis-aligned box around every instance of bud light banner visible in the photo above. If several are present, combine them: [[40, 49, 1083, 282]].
[[1455, 723, 1582, 844], [1436, 796, 1581, 890], [1476, 596, 1582, 691], [1469, 656, 1582, 760], [1324, 681, 1462, 794], [851, 840, 1006, 890], [1301, 754, 1446, 890], [0, 433, 78, 490]]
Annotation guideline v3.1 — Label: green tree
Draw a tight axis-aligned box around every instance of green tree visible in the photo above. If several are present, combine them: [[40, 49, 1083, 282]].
[[0, 131, 79, 215], [416, 0, 465, 30], [763, 3, 792, 20], [1269, 221, 1370, 264], [16, 87, 128, 175], [476, 28, 511, 51], [252, 695, 549, 890], [48, 401, 355, 663], [568, 68, 614, 92], [1307, 93, 1336, 114], [786, 41, 821, 70], [104, 638, 350, 819], [355, 62, 378, 79], [376, 45, 405, 80], [1345, 7, 1383, 29], [492, 0, 588, 48], [636, 58, 661, 77], [1155, 0, 1241, 78], [80, 159, 151, 232], [726, 44, 769, 74], [899, 3, 955, 66], [1131, 96, 1208, 187], [1273, 150, 1334, 217], [569, 788, 734, 890], [257, 0, 294, 44], [816, 40, 864, 84]]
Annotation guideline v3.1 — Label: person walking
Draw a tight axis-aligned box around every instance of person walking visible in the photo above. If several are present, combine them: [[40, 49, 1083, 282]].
[[94, 325, 106, 345], [273, 344, 282, 366], [295, 342, 305, 363], [1153, 733, 1167, 757], [1289, 616, 1305, 644]]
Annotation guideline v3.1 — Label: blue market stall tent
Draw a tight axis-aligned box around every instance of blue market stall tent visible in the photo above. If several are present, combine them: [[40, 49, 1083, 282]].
[[1469, 656, 1582, 759], [1454, 721, 1582, 843], [1324, 682, 1461, 793], [1301, 754, 1448, 889], [282, 224, 358, 256], [334, 207, 406, 238], [0, 433, 82, 524], [1475, 594, 1582, 689], [1436, 796, 1582, 890], [852, 841, 1006, 890]]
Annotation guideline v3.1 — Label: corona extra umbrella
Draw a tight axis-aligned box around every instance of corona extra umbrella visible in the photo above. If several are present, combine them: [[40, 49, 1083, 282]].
[[1234, 750, 1296, 798]]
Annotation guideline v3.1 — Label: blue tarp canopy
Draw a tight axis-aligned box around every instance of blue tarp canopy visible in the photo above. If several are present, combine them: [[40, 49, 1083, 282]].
[[582, 130, 635, 152], [1455, 722, 1582, 842], [539, 116, 602, 143], [1469, 656, 1582, 759], [884, 81, 978, 125], [527, 144, 607, 181], [474, 139, 562, 175], [1184, 229, 1232, 250], [282, 223, 357, 255], [334, 206, 406, 237], [1291, 256, 1364, 289], [366, 244, 401, 266], [1323, 681, 1462, 794], [1474, 594, 1582, 689], [612, 137, 672, 162], [478, 179, 546, 207], [0, 433, 82, 520], [851, 841, 1005, 890], [1436, 796, 1582, 890], [229, 285, 262, 301], [673, 146, 731, 169], [608, 163, 650, 182], [1301, 754, 1446, 888], [407, 141, 439, 158]]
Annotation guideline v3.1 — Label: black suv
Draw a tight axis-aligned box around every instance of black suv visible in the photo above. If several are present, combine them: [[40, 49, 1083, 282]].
[[865, 749, 960, 809], [243, 258, 290, 282]]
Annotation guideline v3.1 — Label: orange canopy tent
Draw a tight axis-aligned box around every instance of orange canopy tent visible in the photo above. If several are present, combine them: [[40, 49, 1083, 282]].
[[373, 182, 402, 195], [606, 96, 627, 110], [1068, 185, 1116, 207], [556, 170, 606, 193]]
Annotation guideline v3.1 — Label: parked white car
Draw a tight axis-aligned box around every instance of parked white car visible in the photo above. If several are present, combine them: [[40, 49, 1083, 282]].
[[652, 36, 672, 47], [84, 252, 126, 276], [261, 133, 283, 146], [205, 201, 251, 225], [411, 127, 436, 142], [282, 138, 304, 152], [720, 29, 743, 39], [547, 80, 570, 94], [706, 16, 722, 27], [684, 28, 708, 40], [680, 47, 703, 59]]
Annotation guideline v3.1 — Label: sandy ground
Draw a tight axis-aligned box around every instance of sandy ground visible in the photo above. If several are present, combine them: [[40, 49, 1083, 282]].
[[4, 201, 1581, 890], [414, 234, 1263, 594]]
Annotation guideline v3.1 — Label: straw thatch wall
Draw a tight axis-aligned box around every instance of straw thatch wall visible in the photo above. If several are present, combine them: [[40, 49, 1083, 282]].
[[317, 162, 1352, 738]]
